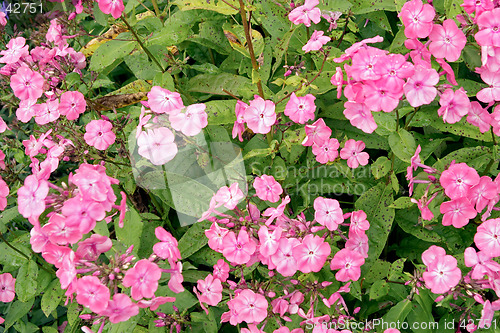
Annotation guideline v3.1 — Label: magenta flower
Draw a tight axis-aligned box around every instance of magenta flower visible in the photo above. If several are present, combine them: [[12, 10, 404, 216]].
[[103, 293, 139, 323], [84, 119, 116, 150], [288, 0, 321, 27], [429, 19, 466, 62], [222, 229, 256, 265], [293, 234, 331, 273], [44, 213, 82, 245], [314, 197, 343, 231], [170, 103, 208, 136], [312, 138, 339, 164], [59, 91, 86, 120], [228, 289, 268, 324], [475, 218, 500, 257], [302, 118, 332, 146], [475, 8, 500, 47], [137, 127, 178, 165], [343, 101, 377, 134], [243, 96, 276, 134], [96, 0, 125, 19], [0, 273, 16, 302], [232, 100, 248, 141], [340, 139, 369, 169], [0, 37, 29, 64], [362, 80, 402, 112], [302, 30, 330, 53], [403, 65, 439, 107], [10, 66, 45, 101], [76, 234, 112, 261], [422, 254, 461, 294], [440, 162, 480, 199], [399, 0, 435, 39], [153, 227, 181, 261], [196, 274, 223, 306], [437, 88, 470, 124], [284, 93, 316, 124], [17, 175, 49, 220], [123, 259, 162, 300], [253, 175, 283, 203], [76, 276, 110, 313], [440, 198, 477, 228], [330, 249, 365, 282], [147, 86, 184, 114]]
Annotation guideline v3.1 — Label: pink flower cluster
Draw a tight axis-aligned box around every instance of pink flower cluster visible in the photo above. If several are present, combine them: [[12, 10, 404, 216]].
[[0, 273, 16, 324], [422, 246, 461, 294], [196, 178, 370, 330], [232, 96, 277, 140], [136, 86, 208, 165]]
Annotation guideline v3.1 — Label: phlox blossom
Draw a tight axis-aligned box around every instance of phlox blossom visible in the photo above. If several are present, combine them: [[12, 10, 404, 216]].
[[213, 259, 230, 282], [227, 289, 268, 324], [76, 276, 110, 313], [215, 183, 245, 210], [0, 177, 9, 211], [288, 0, 321, 27], [147, 86, 184, 114], [84, 119, 116, 150], [475, 8, 500, 47], [270, 237, 300, 276], [314, 197, 343, 231], [340, 139, 369, 169], [243, 96, 276, 134], [222, 229, 256, 265], [153, 227, 181, 261], [59, 91, 86, 120], [440, 162, 480, 199], [362, 80, 402, 112], [10, 66, 45, 101], [103, 293, 139, 323], [403, 65, 439, 107], [437, 88, 470, 124], [302, 30, 330, 53], [440, 198, 477, 228], [0, 37, 29, 64], [169, 103, 208, 136], [0, 273, 15, 302], [137, 127, 178, 165], [330, 249, 365, 282], [475, 218, 500, 257], [422, 253, 461, 294], [17, 175, 49, 220], [477, 69, 500, 103], [258, 225, 282, 257], [76, 234, 112, 261], [196, 274, 223, 306], [293, 234, 331, 273], [399, 0, 435, 39], [284, 93, 316, 124], [428, 19, 466, 62], [96, 0, 125, 19], [254, 175, 283, 203], [467, 101, 491, 133], [123, 259, 162, 300], [312, 138, 339, 164], [302, 118, 332, 146], [343, 101, 377, 134]]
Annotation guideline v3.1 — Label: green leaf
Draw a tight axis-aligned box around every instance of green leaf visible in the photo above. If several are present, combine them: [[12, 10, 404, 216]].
[[145, 11, 196, 47], [380, 299, 413, 332], [125, 50, 162, 81], [350, 0, 396, 14], [434, 146, 491, 171], [373, 112, 397, 136], [395, 208, 442, 243], [41, 279, 65, 318], [115, 207, 143, 250], [390, 197, 413, 209], [388, 129, 417, 162], [364, 259, 391, 284], [371, 156, 391, 179], [190, 308, 218, 333], [89, 32, 136, 72], [173, 0, 238, 15], [16, 259, 38, 302], [456, 78, 487, 97], [188, 73, 272, 99], [388, 258, 407, 281], [369, 280, 390, 300], [178, 220, 212, 259], [4, 298, 35, 329], [93, 1, 108, 26], [205, 100, 237, 125], [0, 206, 21, 233]]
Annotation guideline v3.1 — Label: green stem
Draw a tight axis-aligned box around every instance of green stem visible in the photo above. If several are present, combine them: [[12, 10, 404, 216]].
[[151, 0, 161, 17], [491, 127, 497, 146], [238, 0, 265, 98], [121, 15, 165, 73], [404, 107, 420, 129], [395, 109, 400, 133]]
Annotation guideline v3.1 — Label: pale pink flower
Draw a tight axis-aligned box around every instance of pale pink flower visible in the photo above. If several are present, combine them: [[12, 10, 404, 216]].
[[0, 273, 15, 302], [137, 296, 175, 311], [96, 0, 125, 19], [42, 244, 74, 269], [168, 260, 184, 293], [362, 80, 402, 112], [232, 100, 247, 141], [288, 0, 321, 27], [16, 100, 36, 123], [428, 19, 466, 62], [440, 198, 477, 228], [103, 293, 139, 323], [84, 119, 116, 150], [302, 118, 332, 146], [17, 175, 49, 220], [34, 100, 60, 125], [314, 197, 343, 231], [284, 93, 316, 124], [312, 138, 339, 164], [254, 175, 283, 203], [399, 0, 435, 39], [475, 218, 500, 257], [440, 163, 480, 199], [270, 238, 300, 276], [123, 259, 162, 300], [243, 96, 276, 134], [468, 176, 498, 213], [0, 37, 29, 64], [437, 88, 470, 124], [213, 259, 230, 282], [345, 230, 369, 258], [0, 12, 6, 26], [147, 86, 184, 114], [348, 47, 386, 81], [343, 102, 377, 134], [293, 234, 331, 273], [475, 8, 500, 47], [403, 65, 439, 107], [205, 222, 229, 252], [44, 213, 82, 245], [349, 210, 370, 234], [170, 103, 208, 136], [477, 69, 500, 103], [222, 229, 256, 265], [215, 183, 244, 210], [462, 0, 493, 15], [10, 66, 45, 101], [59, 91, 86, 120], [153, 227, 181, 261], [76, 276, 110, 313], [422, 254, 461, 294], [467, 101, 491, 133], [373, 53, 414, 91], [340, 139, 369, 168], [76, 234, 112, 261], [228, 289, 268, 324], [258, 225, 282, 257], [196, 274, 223, 306], [330, 249, 365, 282], [302, 30, 330, 53], [137, 127, 178, 165], [262, 196, 290, 226], [464, 247, 500, 279]]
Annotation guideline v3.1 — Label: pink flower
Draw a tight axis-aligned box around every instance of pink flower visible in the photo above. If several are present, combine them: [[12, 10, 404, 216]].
[[440, 198, 477, 228], [44, 213, 82, 245], [422, 254, 461, 294], [168, 260, 184, 293], [103, 293, 139, 323], [213, 259, 230, 282], [330, 249, 365, 282], [34, 100, 60, 125], [373, 53, 414, 91], [0, 37, 29, 64], [349, 210, 370, 234], [345, 230, 369, 258], [59, 91, 86, 120], [284, 93, 316, 124], [302, 118, 332, 146], [293, 234, 331, 273], [228, 289, 268, 324], [16, 100, 36, 123], [270, 238, 299, 276], [403, 65, 439, 107], [348, 47, 386, 81], [464, 247, 500, 279], [440, 163, 480, 199], [232, 100, 248, 141], [468, 176, 498, 213], [137, 127, 178, 165], [340, 139, 369, 169], [84, 119, 116, 150], [147, 86, 184, 114], [428, 19, 466, 62], [215, 183, 244, 210], [0, 177, 9, 211], [205, 222, 229, 252], [399, 0, 435, 39], [10, 67, 45, 101], [0, 273, 16, 302], [475, 8, 500, 47], [196, 274, 223, 306], [76, 234, 112, 261], [288, 0, 321, 27], [169, 103, 208, 136], [76, 276, 110, 313], [243, 96, 276, 134], [96, 0, 125, 19], [254, 175, 283, 203], [258, 225, 282, 257], [362, 80, 402, 112], [123, 259, 162, 300], [437, 88, 470, 124], [312, 138, 339, 164], [302, 30, 330, 53], [343, 102, 377, 134], [462, 0, 493, 15], [467, 101, 491, 133], [222, 229, 256, 265], [153, 227, 181, 261], [475, 218, 500, 257], [314, 197, 343, 231], [17, 175, 49, 220], [477, 69, 500, 103]]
